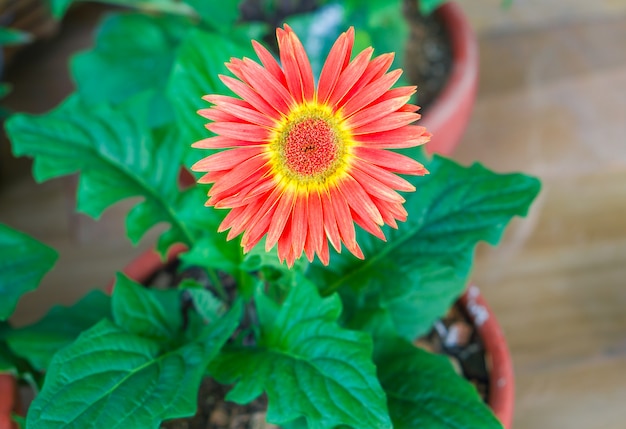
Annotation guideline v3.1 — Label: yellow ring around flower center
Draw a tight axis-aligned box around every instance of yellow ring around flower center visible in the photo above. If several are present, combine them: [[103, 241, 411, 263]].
[[268, 103, 354, 191]]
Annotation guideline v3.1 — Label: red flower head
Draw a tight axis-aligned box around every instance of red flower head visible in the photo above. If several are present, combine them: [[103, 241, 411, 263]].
[[193, 25, 430, 267]]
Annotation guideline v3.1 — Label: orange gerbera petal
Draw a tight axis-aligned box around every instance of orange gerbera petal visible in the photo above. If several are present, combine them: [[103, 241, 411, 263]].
[[192, 26, 430, 266]]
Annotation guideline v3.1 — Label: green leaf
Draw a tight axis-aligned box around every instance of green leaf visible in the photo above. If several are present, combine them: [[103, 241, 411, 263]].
[[6, 95, 202, 254], [310, 156, 540, 339], [179, 235, 242, 275], [340, 264, 465, 340], [112, 274, 182, 341], [167, 28, 255, 166], [5, 291, 110, 371], [0, 27, 32, 46], [71, 12, 192, 127], [417, 0, 447, 15], [0, 224, 57, 320], [0, 322, 17, 372], [26, 300, 242, 429], [46, 0, 73, 18], [210, 281, 391, 429], [184, 0, 240, 29], [375, 338, 503, 429], [185, 287, 224, 323], [12, 413, 26, 429]]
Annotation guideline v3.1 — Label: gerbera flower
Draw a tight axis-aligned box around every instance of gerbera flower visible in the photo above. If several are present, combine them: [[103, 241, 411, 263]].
[[192, 25, 430, 267]]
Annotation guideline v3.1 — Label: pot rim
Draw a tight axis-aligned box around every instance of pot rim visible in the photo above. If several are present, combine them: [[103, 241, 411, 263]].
[[421, 1, 479, 156], [460, 284, 515, 428], [0, 373, 18, 429]]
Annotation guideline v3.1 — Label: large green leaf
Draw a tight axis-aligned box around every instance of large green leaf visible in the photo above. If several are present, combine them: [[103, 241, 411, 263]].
[[0, 224, 57, 320], [210, 280, 391, 429], [5, 291, 110, 371], [309, 156, 540, 339], [25, 320, 215, 428], [375, 338, 503, 429], [71, 12, 191, 127], [5, 95, 208, 255], [26, 277, 242, 429], [167, 28, 255, 166]]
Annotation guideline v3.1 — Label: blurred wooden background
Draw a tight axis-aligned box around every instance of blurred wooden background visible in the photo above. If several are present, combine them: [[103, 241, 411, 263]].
[[1, 1, 626, 428]]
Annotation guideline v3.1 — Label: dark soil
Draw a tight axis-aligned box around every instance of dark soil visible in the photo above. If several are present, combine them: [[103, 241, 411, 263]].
[[402, 0, 453, 111], [161, 379, 275, 429]]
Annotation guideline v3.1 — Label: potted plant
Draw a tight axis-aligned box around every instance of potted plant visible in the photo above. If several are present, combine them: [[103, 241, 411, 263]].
[[1, 2, 538, 428]]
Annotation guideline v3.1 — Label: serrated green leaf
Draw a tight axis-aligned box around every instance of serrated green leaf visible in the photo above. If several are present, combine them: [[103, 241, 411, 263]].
[[6, 95, 201, 255], [112, 274, 182, 341], [210, 281, 391, 429], [26, 301, 242, 429], [0, 224, 57, 320], [310, 156, 540, 339], [5, 291, 110, 371], [71, 12, 191, 127], [167, 28, 255, 166], [375, 338, 503, 429]]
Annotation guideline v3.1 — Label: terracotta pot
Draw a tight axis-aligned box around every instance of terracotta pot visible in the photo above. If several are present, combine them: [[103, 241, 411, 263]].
[[0, 373, 18, 429], [112, 246, 515, 428], [460, 285, 515, 428], [421, 2, 479, 156]]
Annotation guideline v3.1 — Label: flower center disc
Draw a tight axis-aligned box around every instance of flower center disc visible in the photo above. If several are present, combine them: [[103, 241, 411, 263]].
[[283, 118, 338, 177]]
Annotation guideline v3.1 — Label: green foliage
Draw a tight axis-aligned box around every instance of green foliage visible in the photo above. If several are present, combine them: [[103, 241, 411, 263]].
[[71, 13, 192, 127], [5, 291, 110, 371], [0, 224, 57, 320], [375, 338, 503, 428], [210, 281, 392, 429], [310, 156, 540, 339], [5, 95, 222, 256], [26, 276, 242, 429], [111, 274, 182, 341]]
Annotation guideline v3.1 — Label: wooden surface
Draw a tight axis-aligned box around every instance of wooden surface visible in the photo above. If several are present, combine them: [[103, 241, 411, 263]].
[[1, 4, 625, 429]]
